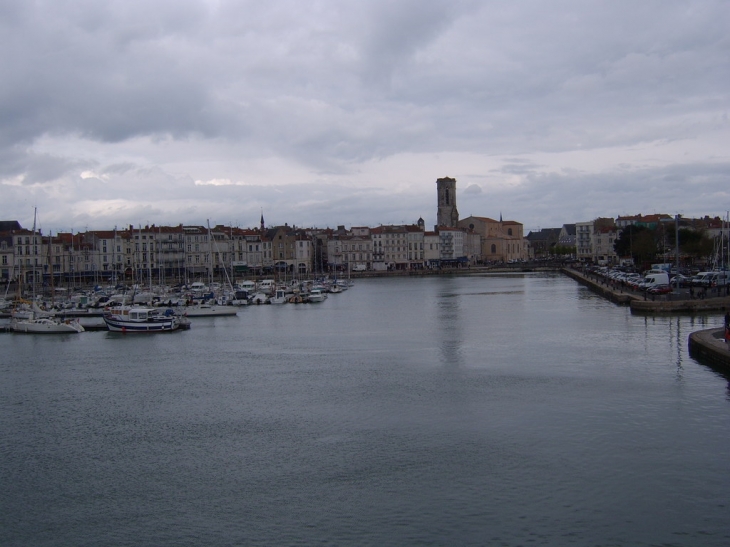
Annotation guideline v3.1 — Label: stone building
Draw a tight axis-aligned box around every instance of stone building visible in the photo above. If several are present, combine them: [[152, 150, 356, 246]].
[[458, 216, 526, 262], [436, 177, 459, 228]]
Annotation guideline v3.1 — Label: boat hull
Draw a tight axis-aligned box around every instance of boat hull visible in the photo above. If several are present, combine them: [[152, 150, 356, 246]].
[[103, 316, 180, 332], [11, 318, 85, 334], [181, 306, 238, 317]]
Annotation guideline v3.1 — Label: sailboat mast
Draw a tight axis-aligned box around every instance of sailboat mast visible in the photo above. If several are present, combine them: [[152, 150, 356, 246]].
[[49, 231, 54, 303], [207, 220, 213, 287], [31, 207, 37, 300]]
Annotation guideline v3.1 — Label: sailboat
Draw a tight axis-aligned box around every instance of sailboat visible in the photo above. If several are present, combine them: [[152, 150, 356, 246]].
[[11, 314, 85, 334], [10, 216, 85, 333]]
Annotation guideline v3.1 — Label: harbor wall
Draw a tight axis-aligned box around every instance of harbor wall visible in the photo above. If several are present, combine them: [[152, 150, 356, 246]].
[[559, 268, 635, 305], [688, 328, 730, 371]]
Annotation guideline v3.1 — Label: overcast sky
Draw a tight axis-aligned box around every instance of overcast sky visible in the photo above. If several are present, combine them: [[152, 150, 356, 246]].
[[1, 0, 728, 234]]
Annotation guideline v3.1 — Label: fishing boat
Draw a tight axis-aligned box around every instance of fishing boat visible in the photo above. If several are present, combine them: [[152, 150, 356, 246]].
[[103, 306, 183, 333], [270, 289, 288, 305]]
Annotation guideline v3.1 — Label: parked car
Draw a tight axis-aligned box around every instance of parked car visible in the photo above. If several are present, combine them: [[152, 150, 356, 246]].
[[647, 284, 672, 295]]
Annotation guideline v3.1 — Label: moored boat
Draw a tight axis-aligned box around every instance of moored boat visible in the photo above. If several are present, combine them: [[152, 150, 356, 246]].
[[307, 289, 327, 303], [180, 303, 238, 317], [103, 306, 183, 333], [11, 316, 85, 334], [270, 289, 288, 305]]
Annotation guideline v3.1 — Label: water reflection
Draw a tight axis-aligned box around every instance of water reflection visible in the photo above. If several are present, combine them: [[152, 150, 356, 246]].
[[436, 278, 464, 369], [668, 315, 684, 379]]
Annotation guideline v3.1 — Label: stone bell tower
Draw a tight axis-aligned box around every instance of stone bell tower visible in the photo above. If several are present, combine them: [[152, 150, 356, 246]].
[[436, 176, 459, 228]]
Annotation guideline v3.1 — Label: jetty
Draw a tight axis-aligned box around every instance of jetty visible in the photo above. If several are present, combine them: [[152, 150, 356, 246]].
[[561, 267, 730, 314]]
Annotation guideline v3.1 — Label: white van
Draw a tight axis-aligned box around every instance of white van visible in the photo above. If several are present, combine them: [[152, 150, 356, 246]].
[[693, 271, 729, 288], [640, 271, 669, 290]]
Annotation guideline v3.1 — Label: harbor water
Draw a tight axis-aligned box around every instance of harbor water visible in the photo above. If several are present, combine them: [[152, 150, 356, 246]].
[[1, 273, 729, 546]]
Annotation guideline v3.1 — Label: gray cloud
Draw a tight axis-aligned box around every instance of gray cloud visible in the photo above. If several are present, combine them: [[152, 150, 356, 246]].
[[1, 0, 729, 232]]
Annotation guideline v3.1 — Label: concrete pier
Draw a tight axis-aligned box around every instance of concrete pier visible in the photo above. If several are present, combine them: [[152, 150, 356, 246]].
[[688, 328, 730, 372], [560, 268, 637, 306], [561, 268, 730, 314]]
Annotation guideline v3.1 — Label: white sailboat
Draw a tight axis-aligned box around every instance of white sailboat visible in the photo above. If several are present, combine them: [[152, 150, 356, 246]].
[[11, 315, 85, 334], [10, 210, 85, 334]]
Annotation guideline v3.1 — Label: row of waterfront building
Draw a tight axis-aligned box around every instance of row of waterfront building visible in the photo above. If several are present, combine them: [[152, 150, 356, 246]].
[[3, 211, 727, 284], [0, 215, 528, 284], [529, 213, 729, 265]]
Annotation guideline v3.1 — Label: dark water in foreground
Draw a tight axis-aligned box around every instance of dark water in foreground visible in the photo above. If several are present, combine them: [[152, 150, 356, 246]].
[[1, 273, 729, 546]]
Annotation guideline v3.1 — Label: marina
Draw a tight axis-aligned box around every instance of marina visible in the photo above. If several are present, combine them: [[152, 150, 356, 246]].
[[0, 275, 356, 332]]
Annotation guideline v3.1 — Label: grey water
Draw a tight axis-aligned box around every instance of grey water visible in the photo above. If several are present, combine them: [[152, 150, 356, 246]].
[[1, 273, 729, 546]]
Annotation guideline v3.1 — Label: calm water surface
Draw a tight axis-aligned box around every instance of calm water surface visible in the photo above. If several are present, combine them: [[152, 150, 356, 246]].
[[1, 273, 729, 546]]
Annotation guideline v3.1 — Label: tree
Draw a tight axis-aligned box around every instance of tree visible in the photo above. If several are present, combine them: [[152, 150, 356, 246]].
[[553, 244, 576, 257], [676, 228, 714, 261], [614, 225, 657, 264]]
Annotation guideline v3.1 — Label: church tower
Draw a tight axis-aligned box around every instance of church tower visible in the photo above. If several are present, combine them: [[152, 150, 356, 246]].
[[436, 176, 459, 228]]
